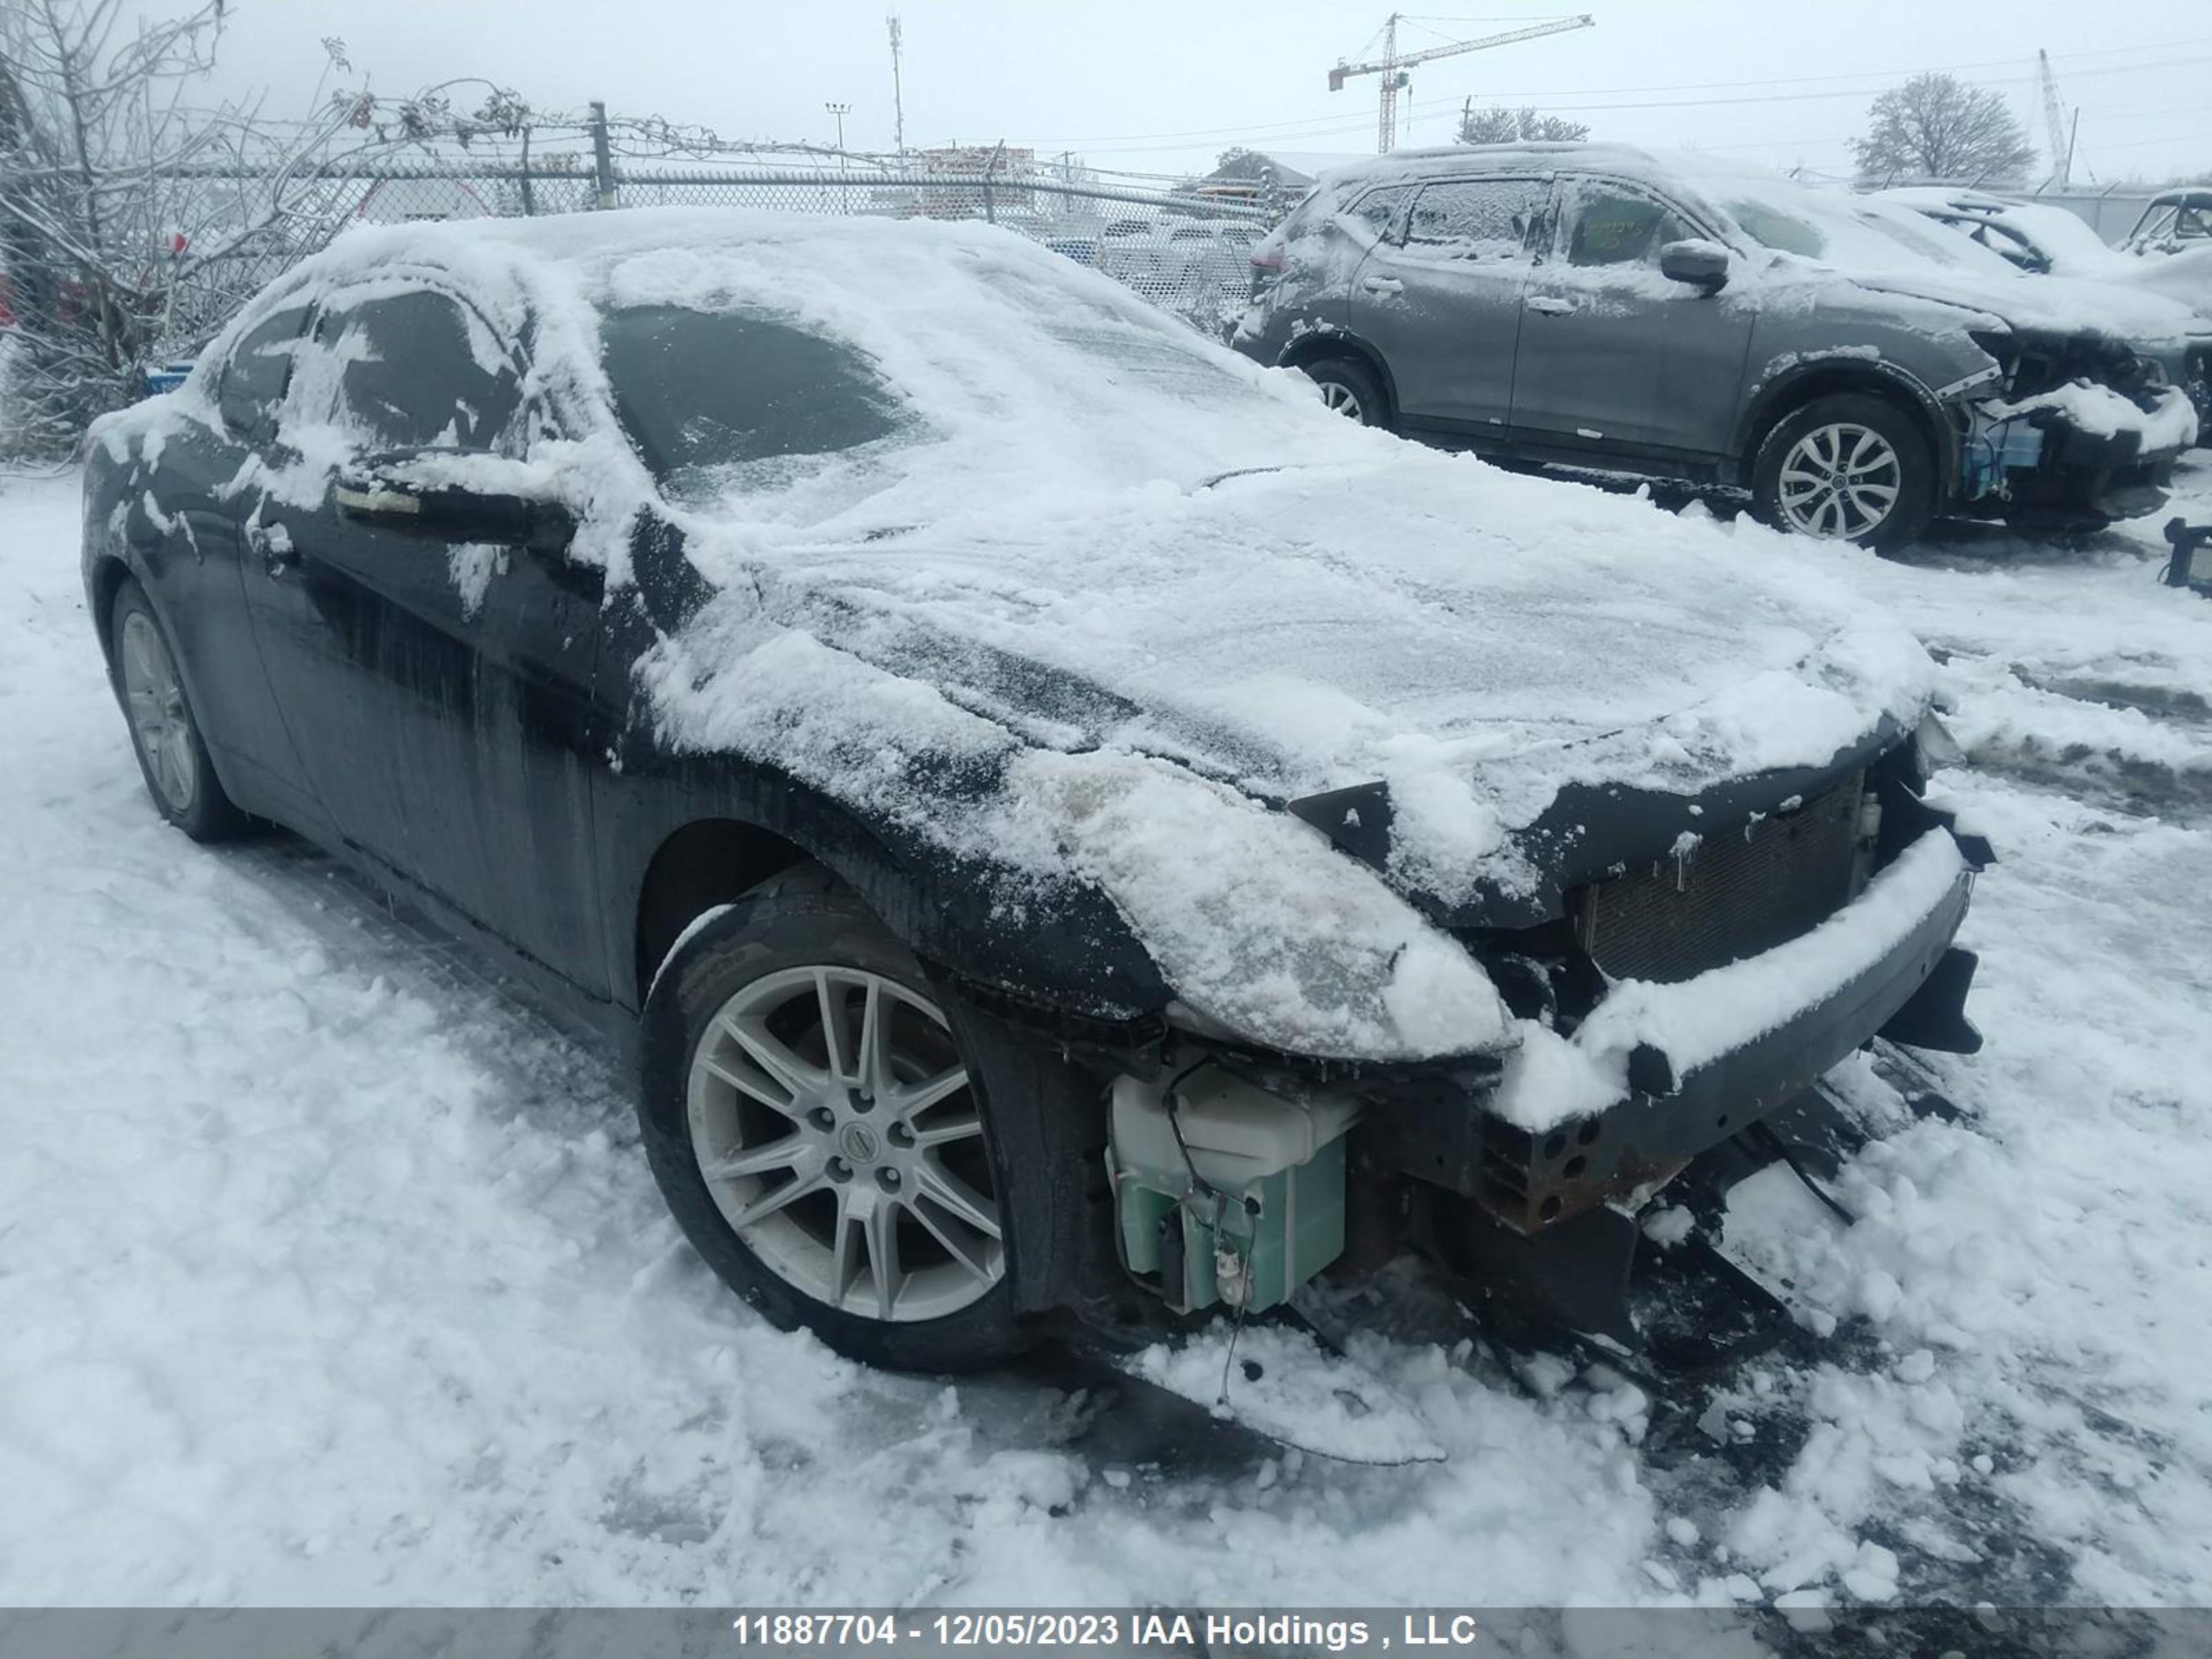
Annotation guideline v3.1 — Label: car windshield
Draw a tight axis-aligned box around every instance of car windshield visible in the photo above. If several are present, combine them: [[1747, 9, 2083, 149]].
[[599, 304, 918, 507], [596, 276, 1275, 518], [1721, 182, 2018, 277]]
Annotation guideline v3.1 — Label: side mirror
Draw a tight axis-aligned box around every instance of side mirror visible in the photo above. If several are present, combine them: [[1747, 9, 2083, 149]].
[[334, 450, 574, 554], [1659, 238, 1732, 291]]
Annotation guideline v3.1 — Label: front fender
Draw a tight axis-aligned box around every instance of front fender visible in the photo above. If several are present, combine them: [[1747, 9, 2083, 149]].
[[595, 743, 1174, 1027]]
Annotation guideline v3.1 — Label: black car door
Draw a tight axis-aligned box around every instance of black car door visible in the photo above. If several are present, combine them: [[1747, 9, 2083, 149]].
[[236, 281, 614, 997], [125, 300, 331, 835]]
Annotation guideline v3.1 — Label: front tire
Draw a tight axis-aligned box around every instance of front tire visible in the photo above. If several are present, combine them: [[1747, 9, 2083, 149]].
[[1302, 355, 1389, 428], [1752, 393, 1936, 553], [108, 577, 249, 843], [638, 872, 1035, 1371]]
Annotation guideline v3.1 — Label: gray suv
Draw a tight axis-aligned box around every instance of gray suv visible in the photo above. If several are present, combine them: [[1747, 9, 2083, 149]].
[[1234, 143, 2202, 550]]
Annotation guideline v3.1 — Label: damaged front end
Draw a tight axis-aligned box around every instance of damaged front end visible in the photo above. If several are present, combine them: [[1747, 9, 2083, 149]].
[[1082, 720, 1991, 1364], [1954, 327, 2197, 528]]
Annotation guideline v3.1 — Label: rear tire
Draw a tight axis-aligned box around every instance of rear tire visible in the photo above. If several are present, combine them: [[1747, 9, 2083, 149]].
[[1751, 392, 1936, 554], [108, 577, 250, 843], [638, 870, 1042, 1372], [1302, 355, 1389, 428]]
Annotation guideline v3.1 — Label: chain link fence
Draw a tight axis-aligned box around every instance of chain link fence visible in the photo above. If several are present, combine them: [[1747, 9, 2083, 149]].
[[157, 153, 1279, 357]]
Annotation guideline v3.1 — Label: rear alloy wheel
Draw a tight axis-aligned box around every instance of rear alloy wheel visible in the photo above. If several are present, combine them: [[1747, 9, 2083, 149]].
[[1302, 355, 1387, 429], [1752, 392, 1934, 553], [109, 578, 249, 842], [639, 873, 1032, 1371]]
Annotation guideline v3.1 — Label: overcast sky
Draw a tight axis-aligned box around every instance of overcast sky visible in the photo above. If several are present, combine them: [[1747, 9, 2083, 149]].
[[180, 0, 2211, 184]]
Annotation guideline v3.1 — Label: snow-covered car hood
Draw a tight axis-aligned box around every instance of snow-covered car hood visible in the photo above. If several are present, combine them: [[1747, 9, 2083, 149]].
[[1839, 266, 2198, 346], [666, 444, 1936, 922]]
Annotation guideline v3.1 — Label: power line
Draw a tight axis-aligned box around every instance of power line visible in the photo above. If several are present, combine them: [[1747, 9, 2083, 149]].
[[1053, 53, 2212, 158], [1027, 35, 2212, 150]]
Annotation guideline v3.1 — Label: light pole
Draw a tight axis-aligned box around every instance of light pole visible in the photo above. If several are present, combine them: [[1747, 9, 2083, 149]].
[[824, 102, 852, 213]]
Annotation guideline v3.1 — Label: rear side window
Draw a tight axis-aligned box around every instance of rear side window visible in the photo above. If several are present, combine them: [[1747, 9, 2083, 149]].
[[1348, 185, 1413, 240], [1405, 179, 1546, 261], [1561, 185, 1685, 267], [216, 305, 310, 435], [308, 289, 524, 453]]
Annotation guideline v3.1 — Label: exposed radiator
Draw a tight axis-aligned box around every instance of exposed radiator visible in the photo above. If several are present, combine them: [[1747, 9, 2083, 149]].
[[1573, 774, 1864, 985]]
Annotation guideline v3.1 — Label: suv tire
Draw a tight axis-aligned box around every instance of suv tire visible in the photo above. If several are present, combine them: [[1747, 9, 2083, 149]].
[[1302, 355, 1389, 428], [639, 870, 1047, 1372], [1752, 392, 1936, 553]]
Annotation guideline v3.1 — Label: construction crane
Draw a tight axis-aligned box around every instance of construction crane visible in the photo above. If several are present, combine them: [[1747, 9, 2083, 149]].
[[2036, 49, 2077, 189], [1329, 13, 1595, 155]]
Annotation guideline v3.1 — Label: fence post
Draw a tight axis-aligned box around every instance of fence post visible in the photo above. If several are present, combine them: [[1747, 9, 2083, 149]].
[[590, 102, 617, 209], [982, 140, 1006, 226], [518, 122, 536, 217]]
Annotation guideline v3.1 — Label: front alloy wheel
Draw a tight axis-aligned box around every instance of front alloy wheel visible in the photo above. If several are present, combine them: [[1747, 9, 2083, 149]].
[[686, 965, 1005, 1322], [1751, 391, 1936, 553], [638, 872, 1035, 1371], [1775, 422, 1902, 541]]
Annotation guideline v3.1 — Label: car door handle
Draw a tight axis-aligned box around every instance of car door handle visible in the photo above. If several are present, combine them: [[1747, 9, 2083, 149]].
[[246, 519, 300, 574], [1361, 274, 1404, 295], [1525, 296, 1577, 317]]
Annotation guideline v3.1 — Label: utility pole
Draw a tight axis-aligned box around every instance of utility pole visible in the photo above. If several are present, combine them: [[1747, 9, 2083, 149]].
[[589, 100, 616, 209], [825, 102, 852, 212], [887, 16, 906, 155]]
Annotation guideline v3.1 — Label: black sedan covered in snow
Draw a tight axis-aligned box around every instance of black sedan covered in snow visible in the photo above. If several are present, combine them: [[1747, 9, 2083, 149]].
[[83, 209, 1988, 1370]]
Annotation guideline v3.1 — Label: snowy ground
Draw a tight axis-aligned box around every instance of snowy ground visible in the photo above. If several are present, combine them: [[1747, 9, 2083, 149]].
[[3, 460, 2211, 1612]]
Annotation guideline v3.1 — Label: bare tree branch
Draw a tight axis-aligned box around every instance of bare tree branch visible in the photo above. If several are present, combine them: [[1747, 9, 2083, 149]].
[[1850, 73, 2036, 185]]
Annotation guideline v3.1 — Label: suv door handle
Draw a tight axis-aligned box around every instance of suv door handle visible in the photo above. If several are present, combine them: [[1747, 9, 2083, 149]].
[[1361, 274, 1404, 295], [1525, 295, 1577, 317]]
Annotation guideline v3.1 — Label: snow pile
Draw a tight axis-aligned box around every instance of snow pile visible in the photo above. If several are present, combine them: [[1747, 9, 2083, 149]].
[[1125, 1324, 1446, 1465]]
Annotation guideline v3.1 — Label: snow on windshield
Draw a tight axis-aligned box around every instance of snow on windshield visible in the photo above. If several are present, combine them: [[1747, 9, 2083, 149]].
[[1722, 184, 2019, 278]]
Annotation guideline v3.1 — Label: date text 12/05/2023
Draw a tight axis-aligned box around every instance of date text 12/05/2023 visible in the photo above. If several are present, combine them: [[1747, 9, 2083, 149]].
[[727, 1612, 1486, 1650]]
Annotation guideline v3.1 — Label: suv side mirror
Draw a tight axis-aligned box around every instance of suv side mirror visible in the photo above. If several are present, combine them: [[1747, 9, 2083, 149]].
[[1659, 238, 1731, 291], [335, 450, 574, 554]]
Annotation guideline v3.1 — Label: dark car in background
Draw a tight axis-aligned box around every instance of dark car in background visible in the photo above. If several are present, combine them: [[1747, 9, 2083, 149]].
[[1236, 143, 2201, 549], [81, 209, 1987, 1374]]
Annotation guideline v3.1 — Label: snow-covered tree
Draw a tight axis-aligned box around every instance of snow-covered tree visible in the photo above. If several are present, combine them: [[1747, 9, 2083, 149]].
[[0, 1, 524, 456], [1207, 147, 1276, 183], [1456, 102, 1590, 145], [1850, 73, 2035, 184]]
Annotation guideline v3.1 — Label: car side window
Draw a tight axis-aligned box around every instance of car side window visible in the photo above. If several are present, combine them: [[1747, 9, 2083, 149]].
[[1559, 182, 1685, 268], [307, 288, 525, 454], [216, 304, 312, 435], [1403, 179, 1546, 261], [1347, 185, 1413, 241]]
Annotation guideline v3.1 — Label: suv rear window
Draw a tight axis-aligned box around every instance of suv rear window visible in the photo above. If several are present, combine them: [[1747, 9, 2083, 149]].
[[1405, 179, 1545, 261]]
